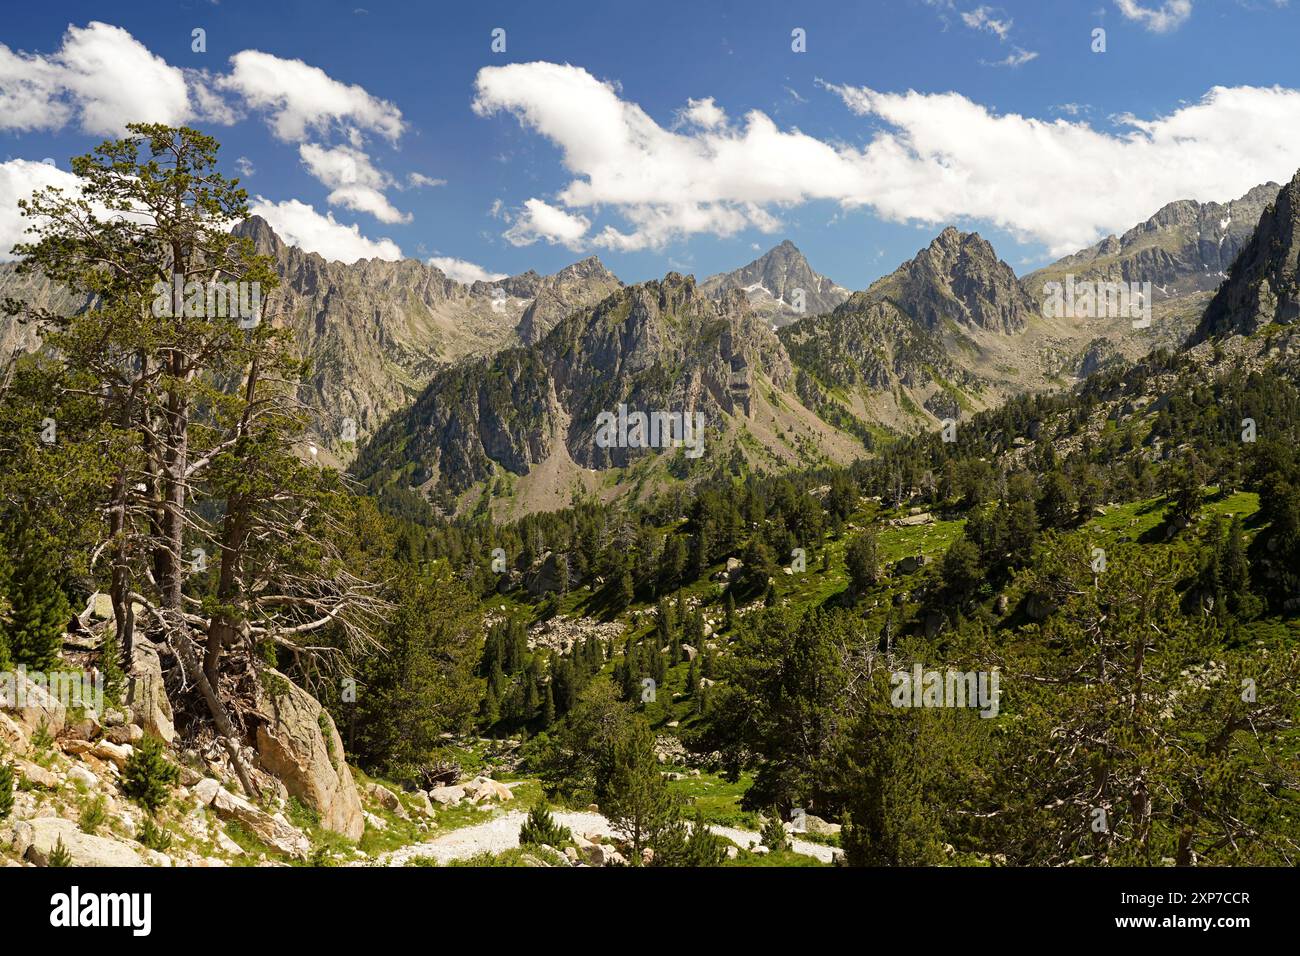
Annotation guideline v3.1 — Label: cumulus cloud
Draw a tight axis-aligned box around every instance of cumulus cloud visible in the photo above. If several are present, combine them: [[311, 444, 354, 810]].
[[297, 142, 408, 223], [1114, 0, 1194, 32], [220, 50, 404, 143], [502, 197, 591, 250], [473, 62, 1300, 256], [0, 159, 86, 260], [249, 197, 402, 263], [0, 21, 190, 134], [428, 256, 507, 284]]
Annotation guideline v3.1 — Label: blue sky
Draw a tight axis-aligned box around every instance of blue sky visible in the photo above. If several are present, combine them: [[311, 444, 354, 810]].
[[2, 0, 1299, 289]]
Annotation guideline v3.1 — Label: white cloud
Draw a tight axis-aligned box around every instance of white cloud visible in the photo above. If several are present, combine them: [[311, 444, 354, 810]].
[[1114, 0, 1193, 32], [826, 81, 1300, 254], [297, 142, 408, 223], [0, 21, 190, 134], [473, 62, 1300, 257], [0, 159, 86, 260], [249, 197, 402, 263], [961, 6, 1013, 39], [984, 46, 1039, 67], [220, 50, 404, 143], [428, 256, 507, 284], [235, 156, 255, 177], [502, 197, 590, 250], [406, 172, 446, 188], [679, 97, 727, 129]]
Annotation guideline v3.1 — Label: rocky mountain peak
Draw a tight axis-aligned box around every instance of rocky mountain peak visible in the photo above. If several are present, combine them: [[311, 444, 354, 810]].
[[869, 227, 1033, 334], [699, 239, 849, 324], [1194, 168, 1300, 341]]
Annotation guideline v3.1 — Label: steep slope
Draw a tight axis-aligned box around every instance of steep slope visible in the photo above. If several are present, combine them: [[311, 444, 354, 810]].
[[699, 240, 849, 326], [352, 273, 865, 517], [1026, 183, 1279, 301], [515, 256, 623, 344], [866, 227, 1036, 335], [1193, 171, 1300, 342], [0, 217, 622, 463]]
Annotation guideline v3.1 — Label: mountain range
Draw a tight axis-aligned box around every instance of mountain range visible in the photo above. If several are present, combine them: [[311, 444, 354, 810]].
[[0, 180, 1287, 513]]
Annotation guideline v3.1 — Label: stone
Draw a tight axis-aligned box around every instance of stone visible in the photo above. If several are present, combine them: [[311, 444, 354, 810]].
[[803, 814, 841, 838], [207, 784, 310, 860], [66, 765, 99, 790], [193, 777, 221, 806], [15, 818, 146, 867], [724, 845, 739, 860], [364, 782, 410, 820], [255, 669, 364, 841], [127, 641, 175, 744], [410, 790, 436, 818], [62, 713, 101, 742], [363, 811, 388, 831], [0, 671, 66, 738], [104, 723, 144, 745], [463, 775, 513, 803], [0, 712, 29, 753], [14, 759, 58, 789], [91, 740, 133, 770], [581, 842, 625, 866], [427, 785, 465, 806]]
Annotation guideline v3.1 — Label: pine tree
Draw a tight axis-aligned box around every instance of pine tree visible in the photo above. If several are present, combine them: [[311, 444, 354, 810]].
[[0, 761, 13, 820], [121, 734, 180, 813], [603, 717, 679, 859], [725, 592, 736, 631]]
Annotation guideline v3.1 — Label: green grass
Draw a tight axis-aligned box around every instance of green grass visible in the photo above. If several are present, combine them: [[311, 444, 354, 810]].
[[667, 771, 757, 828]]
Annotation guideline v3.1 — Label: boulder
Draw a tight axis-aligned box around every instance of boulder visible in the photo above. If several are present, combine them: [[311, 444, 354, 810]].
[[410, 790, 436, 818], [363, 782, 410, 820], [104, 723, 144, 745], [66, 765, 99, 790], [803, 814, 842, 838], [254, 669, 364, 841], [581, 842, 625, 866], [14, 759, 58, 789], [0, 712, 28, 753], [91, 740, 133, 770], [207, 784, 310, 860], [193, 777, 221, 806], [0, 671, 66, 738], [427, 785, 465, 807], [127, 641, 175, 744], [462, 776, 513, 803], [62, 713, 101, 742], [15, 817, 146, 867]]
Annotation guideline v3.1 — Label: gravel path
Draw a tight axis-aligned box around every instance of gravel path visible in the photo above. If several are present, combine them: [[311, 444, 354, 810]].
[[373, 809, 836, 866]]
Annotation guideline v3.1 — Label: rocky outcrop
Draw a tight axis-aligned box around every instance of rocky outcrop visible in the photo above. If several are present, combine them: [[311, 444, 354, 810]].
[[1030, 182, 1280, 303], [127, 640, 175, 744], [254, 670, 365, 841], [195, 777, 312, 860], [1194, 171, 1300, 341], [0, 671, 66, 738], [13, 817, 156, 867], [516, 256, 622, 344], [353, 274, 804, 496], [866, 227, 1035, 335]]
